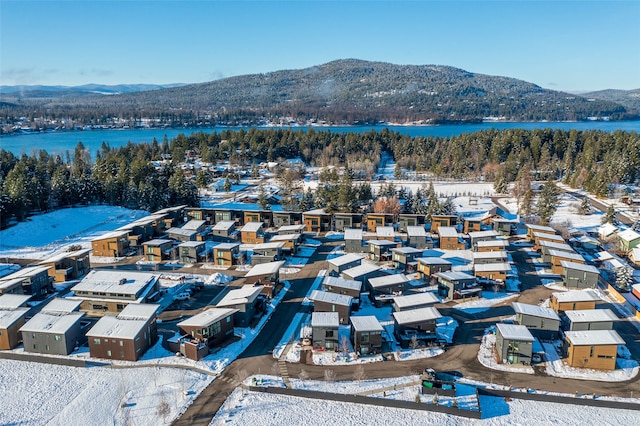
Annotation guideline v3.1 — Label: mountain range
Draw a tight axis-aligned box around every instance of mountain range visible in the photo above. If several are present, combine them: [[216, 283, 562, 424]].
[[1, 60, 637, 124]]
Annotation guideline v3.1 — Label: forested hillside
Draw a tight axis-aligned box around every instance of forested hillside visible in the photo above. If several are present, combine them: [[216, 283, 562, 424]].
[[1, 60, 633, 130], [1, 127, 638, 227]]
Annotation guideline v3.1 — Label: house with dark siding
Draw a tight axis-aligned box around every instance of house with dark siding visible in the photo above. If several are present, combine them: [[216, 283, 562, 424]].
[[512, 302, 560, 340], [351, 315, 383, 355]]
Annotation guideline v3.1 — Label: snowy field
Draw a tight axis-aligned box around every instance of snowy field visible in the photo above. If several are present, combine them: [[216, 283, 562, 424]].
[[0, 205, 148, 259], [212, 377, 640, 426], [549, 193, 604, 231], [453, 291, 518, 314]]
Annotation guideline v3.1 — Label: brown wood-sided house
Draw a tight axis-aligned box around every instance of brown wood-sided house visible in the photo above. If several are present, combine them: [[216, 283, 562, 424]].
[[143, 239, 174, 262], [0, 294, 31, 350], [175, 307, 237, 357], [416, 257, 452, 281], [213, 242, 243, 267], [303, 209, 332, 233], [366, 213, 394, 233], [563, 330, 624, 370], [240, 221, 265, 245], [91, 230, 131, 258], [430, 215, 458, 233], [438, 227, 464, 250], [550, 290, 600, 314], [38, 249, 91, 283]]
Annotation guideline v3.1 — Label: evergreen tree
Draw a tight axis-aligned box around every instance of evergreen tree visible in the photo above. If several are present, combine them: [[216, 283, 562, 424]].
[[578, 197, 591, 215], [257, 184, 270, 210], [601, 205, 616, 224], [615, 266, 633, 291], [537, 178, 560, 225], [493, 165, 508, 194]]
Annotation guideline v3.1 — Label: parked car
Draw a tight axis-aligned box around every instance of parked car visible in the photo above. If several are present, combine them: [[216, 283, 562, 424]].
[[174, 292, 191, 301]]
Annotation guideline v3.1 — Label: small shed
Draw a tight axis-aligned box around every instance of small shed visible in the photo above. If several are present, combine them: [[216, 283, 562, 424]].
[[495, 323, 534, 365]]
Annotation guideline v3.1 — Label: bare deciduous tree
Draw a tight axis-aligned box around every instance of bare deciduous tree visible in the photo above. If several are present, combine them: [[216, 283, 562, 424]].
[[324, 369, 336, 382], [352, 364, 367, 382]]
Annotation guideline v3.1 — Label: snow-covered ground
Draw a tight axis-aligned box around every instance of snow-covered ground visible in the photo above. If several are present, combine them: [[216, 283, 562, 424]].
[[0, 205, 149, 259], [549, 193, 604, 231], [453, 291, 518, 314]]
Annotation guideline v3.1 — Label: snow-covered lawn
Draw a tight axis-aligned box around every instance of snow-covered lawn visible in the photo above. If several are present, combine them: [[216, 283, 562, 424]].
[[0, 205, 148, 259], [477, 330, 535, 375], [550, 193, 604, 231], [453, 291, 518, 314]]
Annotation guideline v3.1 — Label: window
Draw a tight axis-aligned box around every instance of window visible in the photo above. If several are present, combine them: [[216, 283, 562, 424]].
[[226, 316, 231, 323], [325, 330, 334, 338], [32, 333, 36, 339], [590, 346, 595, 357], [107, 350, 112, 356], [93, 338, 101, 345], [213, 321, 222, 335], [120, 351, 125, 358], [45, 345, 50, 351], [362, 333, 369, 343], [119, 340, 124, 346], [54, 335, 61, 341]]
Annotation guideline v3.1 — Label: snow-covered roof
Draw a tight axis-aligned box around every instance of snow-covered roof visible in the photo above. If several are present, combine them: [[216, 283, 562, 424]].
[[167, 227, 197, 237], [618, 229, 640, 242], [328, 253, 364, 268], [39, 248, 91, 265], [144, 238, 172, 247], [177, 241, 205, 248], [533, 232, 565, 242], [376, 226, 395, 238], [565, 329, 624, 346], [117, 303, 159, 321], [350, 315, 383, 332], [269, 234, 301, 242], [476, 240, 509, 248], [311, 311, 339, 328], [177, 307, 237, 328], [468, 230, 499, 239], [368, 274, 408, 289], [549, 250, 584, 262], [244, 260, 285, 277], [278, 224, 305, 233], [438, 227, 458, 238], [417, 257, 452, 266], [91, 230, 130, 241], [526, 224, 556, 233], [41, 298, 82, 314], [20, 311, 85, 334], [552, 290, 600, 303], [2, 265, 51, 280], [565, 309, 617, 324], [241, 222, 264, 233], [303, 208, 329, 216], [598, 223, 619, 238], [406, 226, 427, 237], [367, 240, 397, 247], [393, 292, 439, 309], [474, 263, 511, 273], [393, 306, 441, 325], [512, 302, 560, 321], [72, 270, 158, 297], [538, 240, 574, 252], [253, 242, 285, 251], [0, 294, 31, 309], [322, 276, 362, 292], [560, 261, 599, 275], [217, 285, 264, 307], [435, 271, 475, 282], [391, 247, 423, 255], [87, 315, 146, 339], [342, 262, 380, 279], [473, 251, 507, 260], [344, 229, 363, 240], [630, 248, 640, 261], [496, 323, 534, 342], [215, 242, 240, 250], [181, 219, 206, 231], [212, 220, 236, 231], [0, 306, 29, 329], [309, 290, 352, 306]]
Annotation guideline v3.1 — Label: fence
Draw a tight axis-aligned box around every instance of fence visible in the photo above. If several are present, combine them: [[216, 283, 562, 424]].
[[0, 351, 109, 368]]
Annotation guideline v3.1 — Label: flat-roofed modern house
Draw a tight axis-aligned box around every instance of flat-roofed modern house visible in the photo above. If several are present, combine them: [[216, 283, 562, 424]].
[[328, 253, 364, 276], [391, 247, 424, 272], [241, 221, 265, 245], [495, 323, 534, 365], [350, 315, 383, 355], [38, 249, 91, 283], [549, 251, 585, 274], [309, 290, 352, 324], [341, 262, 381, 284], [398, 214, 425, 233], [550, 290, 600, 313], [435, 271, 479, 301], [473, 251, 508, 265], [269, 234, 302, 254], [166, 227, 198, 242], [334, 213, 363, 232], [251, 242, 284, 264], [564, 309, 617, 331], [393, 292, 439, 312], [406, 226, 432, 249], [311, 311, 339, 351], [344, 228, 365, 253], [216, 285, 265, 327], [367, 240, 399, 261], [538, 240, 575, 263], [177, 307, 236, 351], [276, 224, 306, 235], [21, 298, 85, 356], [0, 294, 31, 350], [618, 229, 640, 252], [463, 217, 483, 234], [376, 226, 396, 242], [533, 232, 565, 250], [628, 248, 640, 266], [272, 211, 302, 228], [321, 276, 362, 304], [475, 239, 509, 252], [526, 224, 557, 241], [598, 223, 618, 240], [211, 220, 237, 241], [69, 270, 159, 316], [561, 261, 599, 289], [492, 218, 516, 236], [178, 241, 207, 264], [179, 219, 208, 240], [143, 239, 174, 262], [91, 230, 131, 258], [468, 230, 499, 250], [243, 209, 273, 227], [473, 262, 511, 283], [416, 257, 452, 281], [244, 260, 285, 296], [117, 214, 168, 248], [393, 306, 442, 347], [303, 209, 332, 233], [564, 330, 624, 370], [438, 226, 464, 250], [368, 274, 408, 301], [0, 266, 52, 299], [512, 302, 560, 340], [366, 213, 394, 233], [213, 242, 243, 267], [430, 215, 458, 233]]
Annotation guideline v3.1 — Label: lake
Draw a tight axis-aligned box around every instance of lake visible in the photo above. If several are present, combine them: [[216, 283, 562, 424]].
[[2, 121, 640, 157]]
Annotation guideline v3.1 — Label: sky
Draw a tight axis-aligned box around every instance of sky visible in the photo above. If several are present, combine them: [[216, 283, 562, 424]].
[[1, 1, 639, 92]]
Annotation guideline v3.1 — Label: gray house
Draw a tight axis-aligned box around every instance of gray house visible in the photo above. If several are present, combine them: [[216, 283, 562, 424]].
[[406, 226, 432, 249], [368, 273, 408, 302], [391, 247, 424, 272], [350, 315, 383, 356], [564, 309, 617, 331], [344, 228, 365, 253], [512, 302, 560, 340], [311, 312, 339, 351], [177, 241, 207, 264], [398, 214, 425, 233], [468, 230, 500, 249], [393, 292, 439, 312], [215, 285, 265, 327], [251, 242, 285, 265], [211, 220, 237, 241], [334, 213, 363, 231], [495, 323, 534, 365], [327, 253, 363, 276], [561, 261, 600, 289], [435, 271, 479, 301], [472, 251, 508, 265], [538, 240, 575, 263], [309, 290, 352, 324], [393, 306, 442, 347], [322, 276, 362, 300], [20, 298, 85, 355], [341, 262, 381, 284]]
